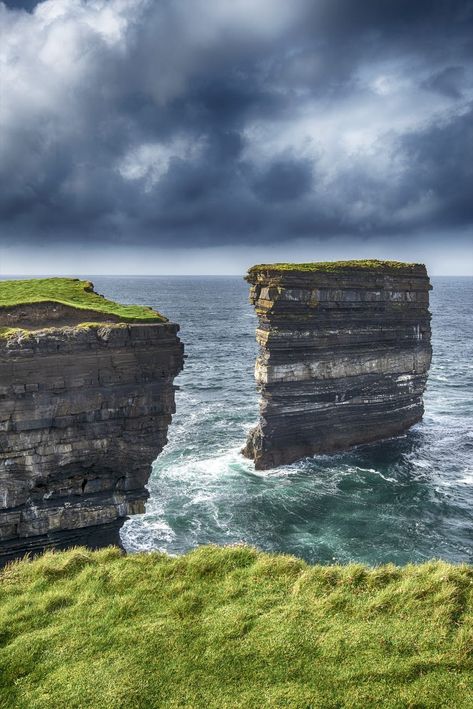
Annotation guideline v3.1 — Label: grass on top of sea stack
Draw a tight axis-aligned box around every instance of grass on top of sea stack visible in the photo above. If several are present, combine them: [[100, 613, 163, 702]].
[[246, 259, 422, 276], [0, 546, 471, 709], [0, 278, 166, 323]]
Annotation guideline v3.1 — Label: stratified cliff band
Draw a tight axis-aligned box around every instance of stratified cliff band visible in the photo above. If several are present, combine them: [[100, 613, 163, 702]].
[[0, 280, 183, 563], [243, 260, 432, 470]]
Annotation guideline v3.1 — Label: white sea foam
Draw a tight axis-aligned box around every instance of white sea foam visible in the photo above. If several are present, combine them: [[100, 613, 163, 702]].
[[411, 459, 431, 469]]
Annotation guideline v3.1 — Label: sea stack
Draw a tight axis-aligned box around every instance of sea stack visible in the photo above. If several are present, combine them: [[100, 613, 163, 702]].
[[0, 278, 184, 563], [243, 260, 432, 470]]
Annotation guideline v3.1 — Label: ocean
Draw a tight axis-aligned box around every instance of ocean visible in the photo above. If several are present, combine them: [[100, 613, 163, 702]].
[[93, 275, 473, 566]]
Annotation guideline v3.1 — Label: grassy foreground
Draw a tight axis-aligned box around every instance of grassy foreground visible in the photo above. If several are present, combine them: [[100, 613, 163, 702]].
[[0, 278, 166, 323], [0, 546, 471, 708]]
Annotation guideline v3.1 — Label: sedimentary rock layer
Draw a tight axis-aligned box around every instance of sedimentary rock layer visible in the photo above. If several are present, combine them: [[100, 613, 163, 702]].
[[243, 261, 432, 469], [0, 319, 183, 563]]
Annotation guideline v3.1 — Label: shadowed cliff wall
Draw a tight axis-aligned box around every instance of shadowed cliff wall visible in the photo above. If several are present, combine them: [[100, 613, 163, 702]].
[[0, 322, 183, 563]]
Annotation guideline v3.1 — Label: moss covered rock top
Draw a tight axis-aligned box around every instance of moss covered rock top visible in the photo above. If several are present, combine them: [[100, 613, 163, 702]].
[[0, 277, 167, 324], [247, 259, 426, 279]]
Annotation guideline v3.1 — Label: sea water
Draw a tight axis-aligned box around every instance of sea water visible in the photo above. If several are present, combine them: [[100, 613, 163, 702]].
[[92, 276, 473, 566]]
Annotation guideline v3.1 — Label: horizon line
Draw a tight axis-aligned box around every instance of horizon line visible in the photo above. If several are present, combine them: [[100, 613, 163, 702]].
[[0, 273, 472, 279]]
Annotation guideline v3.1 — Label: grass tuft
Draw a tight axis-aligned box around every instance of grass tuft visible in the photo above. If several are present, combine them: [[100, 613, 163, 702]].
[[0, 546, 471, 708]]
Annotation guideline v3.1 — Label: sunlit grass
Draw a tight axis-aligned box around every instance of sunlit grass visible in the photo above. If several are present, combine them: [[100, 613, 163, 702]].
[[0, 545, 471, 708], [0, 278, 166, 323]]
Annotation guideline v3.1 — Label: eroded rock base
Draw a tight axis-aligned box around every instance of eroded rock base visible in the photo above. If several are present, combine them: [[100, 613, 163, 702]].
[[0, 520, 124, 567]]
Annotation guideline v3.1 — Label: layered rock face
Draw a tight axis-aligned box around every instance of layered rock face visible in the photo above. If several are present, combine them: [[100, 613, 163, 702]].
[[243, 261, 432, 470], [0, 319, 183, 563]]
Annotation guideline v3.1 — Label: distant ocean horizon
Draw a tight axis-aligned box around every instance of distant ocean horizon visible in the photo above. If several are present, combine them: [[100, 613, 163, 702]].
[[2, 274, 473, 278], [3, 274, 472, 565]]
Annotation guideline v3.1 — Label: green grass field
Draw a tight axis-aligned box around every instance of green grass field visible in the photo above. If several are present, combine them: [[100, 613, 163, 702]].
[[247, 259, 422, 276], [0, 278, 166, 323], [0, 546, 471, 708]]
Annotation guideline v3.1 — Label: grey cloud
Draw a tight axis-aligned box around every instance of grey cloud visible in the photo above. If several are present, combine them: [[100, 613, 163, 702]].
[[2, 0, 37, 10], [421, 66, 467, 99], [252, 159, 314, 203], [397, 107, 473, 228], [0, 0, 472, 250]]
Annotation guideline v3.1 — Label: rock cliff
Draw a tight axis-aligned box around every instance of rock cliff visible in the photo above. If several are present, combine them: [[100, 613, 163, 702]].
[[243, 260, 432, 469], [0, 279, 183, 563]]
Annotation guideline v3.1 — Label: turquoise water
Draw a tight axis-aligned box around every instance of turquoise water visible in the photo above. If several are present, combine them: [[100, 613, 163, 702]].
[[94, 276, 473, 566]]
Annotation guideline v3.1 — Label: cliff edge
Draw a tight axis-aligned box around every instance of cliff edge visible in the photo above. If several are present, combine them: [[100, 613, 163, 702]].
[[243, 260, 432, 469], [0, 278, 184, 563]]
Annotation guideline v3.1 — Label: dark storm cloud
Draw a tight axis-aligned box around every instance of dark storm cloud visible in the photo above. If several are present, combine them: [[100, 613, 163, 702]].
[[398, 107, 473, 228], [252, 159, 314, 203], [1, 0, 472, 248], [2, 0, 38, 10], [421, 66, 467, 99]]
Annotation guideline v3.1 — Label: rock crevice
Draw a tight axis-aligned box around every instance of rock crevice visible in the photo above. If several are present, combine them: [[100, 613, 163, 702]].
[[243, 261, 432, 469]]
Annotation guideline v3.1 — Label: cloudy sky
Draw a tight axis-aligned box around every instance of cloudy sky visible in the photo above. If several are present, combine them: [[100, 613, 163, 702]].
[[1, 0, 472, 275]]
